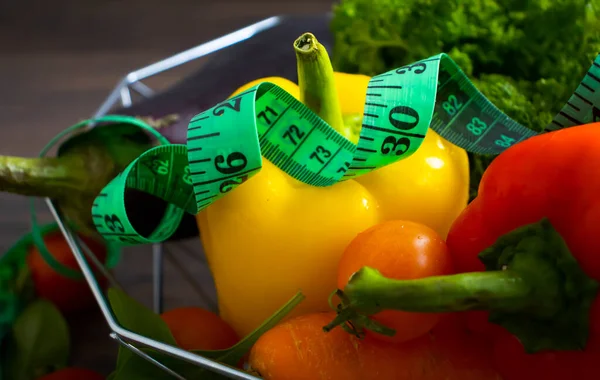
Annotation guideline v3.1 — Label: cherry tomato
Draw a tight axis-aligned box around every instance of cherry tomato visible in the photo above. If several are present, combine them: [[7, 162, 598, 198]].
[[337, 220, 454, 343], [26, 231, 108, 315], [160, 306, 240, 350]]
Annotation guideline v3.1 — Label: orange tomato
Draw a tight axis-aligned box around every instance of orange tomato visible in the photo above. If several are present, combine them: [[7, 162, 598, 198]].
[[337, 220, 454, 343], [160, 306, 240, 350], [35, 367, 104, 380], [26, 231, 108, 315]]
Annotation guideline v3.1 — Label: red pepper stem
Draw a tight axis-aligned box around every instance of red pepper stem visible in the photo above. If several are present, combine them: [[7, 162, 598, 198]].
[[338, 266, 557, 316], [325, 219, 600, 354]]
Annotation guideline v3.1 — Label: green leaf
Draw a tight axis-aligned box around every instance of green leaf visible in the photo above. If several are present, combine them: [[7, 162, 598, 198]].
[[109, 289, 305, 379], [0, 247, 32, 343], [14, 265, 34, 303], [108, 288, 177, 345], [112, 349, 214, 380], [1, 224, 55, 344], [1, 299, 70, 380], [107, 287, 177, 370], [196, 291, 305, 366], [330, 0, 600, 198]]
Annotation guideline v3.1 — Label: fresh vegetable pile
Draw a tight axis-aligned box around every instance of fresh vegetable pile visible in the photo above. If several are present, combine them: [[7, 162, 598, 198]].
[[1, 0, 600, 378], [317, 122, 600, 380], [198, 30, 469, 338]]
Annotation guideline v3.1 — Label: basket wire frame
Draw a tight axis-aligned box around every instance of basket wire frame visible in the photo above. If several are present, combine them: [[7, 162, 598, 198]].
[[43, 16, 285, 380]]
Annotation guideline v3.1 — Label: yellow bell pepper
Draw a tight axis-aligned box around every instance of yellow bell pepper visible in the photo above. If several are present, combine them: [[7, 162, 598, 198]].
[[197, 33, 470, 337]]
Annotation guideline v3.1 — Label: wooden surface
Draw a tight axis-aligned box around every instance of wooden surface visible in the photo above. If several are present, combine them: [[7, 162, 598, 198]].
[[0, 0, 335, 376]]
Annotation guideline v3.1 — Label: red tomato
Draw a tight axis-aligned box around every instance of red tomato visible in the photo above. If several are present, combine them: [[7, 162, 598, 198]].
[[26, 231, 108, 315], [337, 220, 454, 343], [160, 306, 240, 350]]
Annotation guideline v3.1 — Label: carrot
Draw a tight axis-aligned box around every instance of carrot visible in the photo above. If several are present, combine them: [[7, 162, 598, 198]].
[[248, 311, 501, 380]]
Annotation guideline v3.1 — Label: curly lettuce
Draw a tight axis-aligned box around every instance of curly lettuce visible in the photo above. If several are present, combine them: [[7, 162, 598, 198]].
[[330, 0, 600, 198]]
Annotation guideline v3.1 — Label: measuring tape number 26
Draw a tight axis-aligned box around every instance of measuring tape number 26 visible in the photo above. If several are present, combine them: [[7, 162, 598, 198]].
[[92, 52, 600, 246]]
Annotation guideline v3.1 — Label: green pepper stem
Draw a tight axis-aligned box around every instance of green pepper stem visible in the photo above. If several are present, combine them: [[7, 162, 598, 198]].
[[134, 114, 180, 129], [0, 124, 157, 237], [294, 33, 347, 137], [0, 155, 89, 200]]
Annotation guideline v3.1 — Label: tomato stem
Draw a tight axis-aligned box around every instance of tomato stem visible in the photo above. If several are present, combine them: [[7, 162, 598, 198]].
[[325, 219, 600, 353]]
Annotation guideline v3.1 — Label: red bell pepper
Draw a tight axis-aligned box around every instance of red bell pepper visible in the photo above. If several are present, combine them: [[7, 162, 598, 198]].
[[446, 121, 600, 379], [326, 123, 600, 380]]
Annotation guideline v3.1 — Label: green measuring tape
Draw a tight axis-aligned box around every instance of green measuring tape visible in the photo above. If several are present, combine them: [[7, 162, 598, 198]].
[[91, 52, 600, 245]]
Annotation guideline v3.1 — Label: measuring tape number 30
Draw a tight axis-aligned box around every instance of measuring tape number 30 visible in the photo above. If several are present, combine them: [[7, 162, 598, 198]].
[[91, 52, 600, 245]]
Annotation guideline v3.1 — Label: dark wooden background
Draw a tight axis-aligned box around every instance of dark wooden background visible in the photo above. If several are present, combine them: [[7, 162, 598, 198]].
[[0, 0, 335, 376]]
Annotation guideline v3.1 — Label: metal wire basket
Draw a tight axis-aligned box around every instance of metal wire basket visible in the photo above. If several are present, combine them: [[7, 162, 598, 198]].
[[41, 13, 333, 380]]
